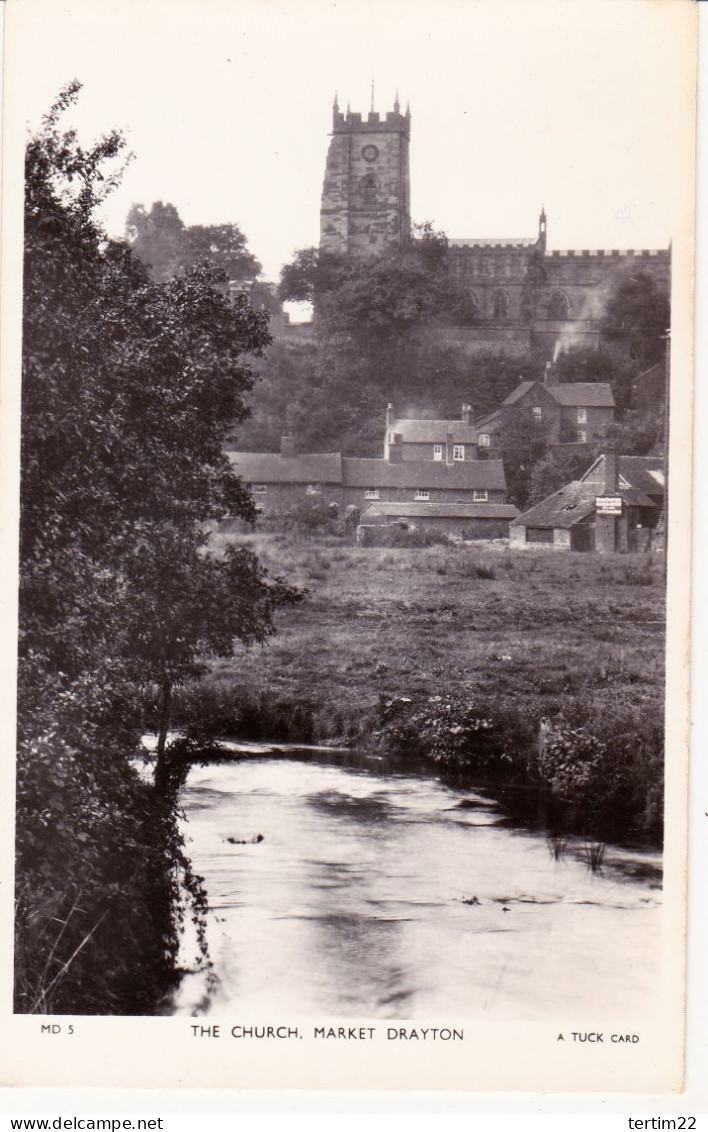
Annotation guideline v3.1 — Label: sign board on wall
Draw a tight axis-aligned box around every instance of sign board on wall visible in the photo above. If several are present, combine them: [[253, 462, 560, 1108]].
[[596, 495, 623, 515]]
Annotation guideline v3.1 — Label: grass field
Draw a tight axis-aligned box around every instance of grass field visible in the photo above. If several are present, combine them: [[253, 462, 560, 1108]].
[[181, 531, 665, 751]]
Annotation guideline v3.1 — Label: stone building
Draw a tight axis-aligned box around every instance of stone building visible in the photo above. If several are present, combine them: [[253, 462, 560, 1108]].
[[320, 95, 410, 257], [319, 98, 670, 349]]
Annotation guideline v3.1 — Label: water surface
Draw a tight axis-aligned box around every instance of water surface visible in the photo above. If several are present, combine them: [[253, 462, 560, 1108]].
[[173, 751, 661, 1020]]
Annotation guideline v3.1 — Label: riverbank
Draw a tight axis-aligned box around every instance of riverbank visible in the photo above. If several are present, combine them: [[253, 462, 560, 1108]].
[[166, 532, 665, 843]]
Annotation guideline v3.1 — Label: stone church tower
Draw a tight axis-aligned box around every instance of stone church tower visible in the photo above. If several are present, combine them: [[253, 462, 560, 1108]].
[[320, 95, 411, 256]]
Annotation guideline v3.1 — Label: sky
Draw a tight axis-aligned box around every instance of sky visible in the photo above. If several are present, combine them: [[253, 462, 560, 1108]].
[[3, 0, 697, 281]]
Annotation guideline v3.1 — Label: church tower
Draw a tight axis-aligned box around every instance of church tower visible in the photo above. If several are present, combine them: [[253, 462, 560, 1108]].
[[320, 93, 411, 257]]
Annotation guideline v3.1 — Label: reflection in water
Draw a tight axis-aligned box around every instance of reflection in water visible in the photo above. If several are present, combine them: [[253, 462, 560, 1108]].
[[173, 755, 662, 1020]]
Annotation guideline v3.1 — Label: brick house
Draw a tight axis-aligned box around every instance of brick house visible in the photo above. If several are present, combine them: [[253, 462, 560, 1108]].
[[501, 365, 615, 444], [383, 403, 484, 462], [341, 456, 507, 509], [226, 413, 512, 534], [226, 440, 343, 512]]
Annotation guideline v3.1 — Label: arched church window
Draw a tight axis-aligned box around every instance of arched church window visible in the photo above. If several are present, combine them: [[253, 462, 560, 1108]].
[[547, 291, 570, 320], [360, 173, 377, 206], [492, 290, 509, 319]]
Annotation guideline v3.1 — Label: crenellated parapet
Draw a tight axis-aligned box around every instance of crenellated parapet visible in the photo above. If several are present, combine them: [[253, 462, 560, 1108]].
[[332, 106, 410, 138]]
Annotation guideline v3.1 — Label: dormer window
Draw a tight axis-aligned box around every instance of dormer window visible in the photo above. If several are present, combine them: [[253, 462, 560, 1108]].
[[453, 445, 465, 461], [433, 444, 443, 461]]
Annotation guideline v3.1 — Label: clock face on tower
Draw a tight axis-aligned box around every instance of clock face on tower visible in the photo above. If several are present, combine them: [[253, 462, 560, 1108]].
[[361, 144, 379, 162]]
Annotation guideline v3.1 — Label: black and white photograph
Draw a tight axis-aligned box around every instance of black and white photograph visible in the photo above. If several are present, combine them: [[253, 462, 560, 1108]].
[[0, 0, 696, 1094]]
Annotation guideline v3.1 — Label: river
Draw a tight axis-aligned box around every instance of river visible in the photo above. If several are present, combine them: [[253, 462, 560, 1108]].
[[171, 747, 662, 1020]]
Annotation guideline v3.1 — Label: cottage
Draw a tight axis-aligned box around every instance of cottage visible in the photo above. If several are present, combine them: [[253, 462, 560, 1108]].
[[500, 364, 615, 445], [383, 404, 482, 462], [510, 452, 664, 553], [226, 439, 343, 512], [341, 456, 507, 509], [226, 404, 512, 528]]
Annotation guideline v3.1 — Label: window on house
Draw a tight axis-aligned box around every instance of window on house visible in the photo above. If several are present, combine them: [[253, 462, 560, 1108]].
[[577, 408, 587, 423], [473, 490, 488, 502], [453, 445, 465, 461], [251, 484, 267, 493], [433, 444, 443, 461], [306, 484, 321, 495], [576, 430, 587, 443], [388, 432, 394, 444], [532, 407, 543, 422], [415, 490, 430, 501], [364, 488, 379, 500], [479, 433, 490, 448]]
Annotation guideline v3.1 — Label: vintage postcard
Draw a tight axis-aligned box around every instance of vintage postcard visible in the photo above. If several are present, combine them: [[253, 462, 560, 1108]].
[[0, 0, 697, 1094]]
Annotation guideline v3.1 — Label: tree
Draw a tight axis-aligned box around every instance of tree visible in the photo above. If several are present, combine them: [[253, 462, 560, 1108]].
[[277, 246, 322, 303], [18, 84, 299, 1013], [601, 272, 670, 368], [499, 407, 551, 509], [126, 201, 261, 283]]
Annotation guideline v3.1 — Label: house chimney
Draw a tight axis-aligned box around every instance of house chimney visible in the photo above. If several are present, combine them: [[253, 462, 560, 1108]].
[[445, 430, 454, 465], [388, 433, 403, 463], [544, 361, 560, 387], [281, 435, 296, 458], [603, 448, 619, 493], [386, 403, 395, 428], [461, 403, 473, 425]]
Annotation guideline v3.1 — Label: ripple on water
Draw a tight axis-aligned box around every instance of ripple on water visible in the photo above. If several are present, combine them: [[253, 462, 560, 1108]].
[[173, 756, 663, 1021]]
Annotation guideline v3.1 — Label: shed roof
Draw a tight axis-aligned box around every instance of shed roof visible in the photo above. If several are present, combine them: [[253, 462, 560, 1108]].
[[342, 457, 507, 491], [227, 451, 342, 484], [360, 501, 520, 520], [503, 380, 615, 408], [513, 477, 656, 531]]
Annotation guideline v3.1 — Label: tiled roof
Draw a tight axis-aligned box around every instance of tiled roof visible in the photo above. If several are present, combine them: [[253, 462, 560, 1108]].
[[503, 380, 615, 408], [550, 383, 615, 408], [502, 381, 536, 406], [579, 455, 666, 498], [360, 502, 520, 520], [227, 451, 343, 484], [619, 456, 666, 497], [342, 457, 507, 491], [390, 419, 478, 444], [473, 410, 500, 431]]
